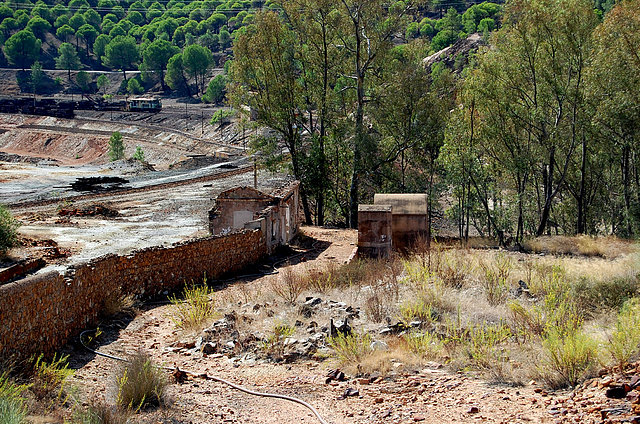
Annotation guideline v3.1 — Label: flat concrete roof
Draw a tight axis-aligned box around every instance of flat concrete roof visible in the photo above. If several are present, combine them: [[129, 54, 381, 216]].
[[374, 193, 428, 215], [358, 204, 392, 212]]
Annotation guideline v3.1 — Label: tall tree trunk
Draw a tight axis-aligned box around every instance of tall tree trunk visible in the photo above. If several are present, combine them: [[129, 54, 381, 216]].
[[536, 147, 555, 236], [349, 40, 365, 229], [289, 130, 313, 225], [577, 134, 587, 234], [622, 144, 632, 236]]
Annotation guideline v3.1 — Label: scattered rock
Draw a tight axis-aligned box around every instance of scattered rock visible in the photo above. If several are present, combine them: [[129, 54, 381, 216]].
[[201, 342, 216, 354], [370, 340, 389, 351], [326, 369, 346, 384], [299, 304, 314, 318], [467, 406, 480, 414], [172, 367, 188, 384], [338, 387, 359, 399], [330, 318, 352, 338], [305, 297, 322, 306], [606, 385, 629, 399]]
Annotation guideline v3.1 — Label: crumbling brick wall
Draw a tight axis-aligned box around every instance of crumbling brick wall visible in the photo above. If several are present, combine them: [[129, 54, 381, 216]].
[[0, 229, 265, 362]]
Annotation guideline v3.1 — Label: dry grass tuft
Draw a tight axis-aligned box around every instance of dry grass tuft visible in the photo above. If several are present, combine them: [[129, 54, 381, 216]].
[[523, 235, 636, 259], [115, 352, 167, 412], [270, 266, 307, 304], [72, 402, 129, 424], [102, 287, 136, 317]]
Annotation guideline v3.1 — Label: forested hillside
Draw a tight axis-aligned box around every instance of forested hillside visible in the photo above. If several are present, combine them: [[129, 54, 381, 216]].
[[0, 0, 500, 96], [229, 0, 639, 243]]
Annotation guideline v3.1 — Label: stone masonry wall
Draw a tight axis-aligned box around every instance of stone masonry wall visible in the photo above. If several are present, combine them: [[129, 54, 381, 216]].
[[0, 230, 265, 362]]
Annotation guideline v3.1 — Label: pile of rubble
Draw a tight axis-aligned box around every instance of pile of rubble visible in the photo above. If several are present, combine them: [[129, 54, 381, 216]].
[[57, 203, 119, 217]]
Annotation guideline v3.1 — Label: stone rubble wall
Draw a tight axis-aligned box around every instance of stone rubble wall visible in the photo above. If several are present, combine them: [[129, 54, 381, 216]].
[[0, 229, 265, 362]]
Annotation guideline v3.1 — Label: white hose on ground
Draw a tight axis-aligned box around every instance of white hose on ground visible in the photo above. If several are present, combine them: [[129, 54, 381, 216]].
[[79, 330, 331, 424]]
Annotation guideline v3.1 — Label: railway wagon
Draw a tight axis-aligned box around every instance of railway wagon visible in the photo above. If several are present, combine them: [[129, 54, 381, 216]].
[[126, 97, 162, 112]]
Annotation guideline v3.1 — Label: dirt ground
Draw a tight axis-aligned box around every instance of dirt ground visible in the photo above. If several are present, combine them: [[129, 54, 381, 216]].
[[56, 227, 637, 424]]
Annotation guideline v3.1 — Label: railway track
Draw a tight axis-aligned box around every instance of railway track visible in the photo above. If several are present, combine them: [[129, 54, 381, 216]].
[[9, 165, 252, 211]]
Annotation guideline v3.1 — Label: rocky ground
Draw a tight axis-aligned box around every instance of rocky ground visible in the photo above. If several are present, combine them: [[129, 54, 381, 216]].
[[55, 227, 640, 424]]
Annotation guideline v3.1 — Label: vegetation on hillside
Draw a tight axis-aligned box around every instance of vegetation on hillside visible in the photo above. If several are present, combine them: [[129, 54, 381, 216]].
[[230, 0, 640, 242]]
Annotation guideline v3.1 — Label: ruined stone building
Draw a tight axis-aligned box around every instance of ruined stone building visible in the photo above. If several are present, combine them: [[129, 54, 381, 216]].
[[208, 181, 300, 253]]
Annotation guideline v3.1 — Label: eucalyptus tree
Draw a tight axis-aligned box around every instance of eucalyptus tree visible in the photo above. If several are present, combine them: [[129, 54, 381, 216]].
[[588, 0, 640, 236], [451, 0, 598, 239], [336, 0, 424, 227], [229, 11, 313, 223]]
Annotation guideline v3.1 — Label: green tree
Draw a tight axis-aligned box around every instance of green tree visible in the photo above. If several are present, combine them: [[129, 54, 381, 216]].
[[0, 204, 20, 254], [4, 30, 41, 70], [127, 77, 143, 94], [76, 24, 98, 55], [230, 12, 310, 220], [445, 0, 598, 240], [589, 0, 640, 236], [182, 44, 213, 94], [218, 29, 231, 49], [132, 145, 145, 161], [337, 0, 419, 227], [108, 131, 125, 161], [277, 0, 344, 225], [69, 13, 86, 31], [141, 39, 179, 90], [76, 70, 91, 97], [26, 16, 51, 39], [30, 61, 43, 95], [97, 73, 109, 94], [165, 52, 190, 94], [201, 74, 226, 104], [102, 35, 139, 80], [56, 24, 75, 42], [55, 42, 81, 81], [431, 8, 461, 51], [84, 9, 101, 27], [93, 34, 110, 59]]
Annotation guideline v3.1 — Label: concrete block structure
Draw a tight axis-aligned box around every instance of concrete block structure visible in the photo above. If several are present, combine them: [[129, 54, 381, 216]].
[[357, 205, 393, 258], [371, 193, 429, 252], [209, 181, 300, 253]]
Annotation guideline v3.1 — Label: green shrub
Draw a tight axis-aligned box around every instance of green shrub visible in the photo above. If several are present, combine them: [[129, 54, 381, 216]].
[[132, 145, 145, 162], [399, 299, 437, 326], [327, 331, 373, 365], [0, 205, 20, 254], [201, 74, 226, 104], [259, 322, 295, 357], [572, 275, 639, 312], [116, 352, 167, 411], [31, 353, 73, 405], [540, 328, 597, 388], [0, 395, 26, 424], [169, 282, 216, 330], [465, 323, 511, 370], [108, 131, 125, 162], [0, 373, 28, 424], [209, 108, 235, 125], [607, 297, 640, 368], [403, 331, 442, 358], [479, 254, 512, 305]]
